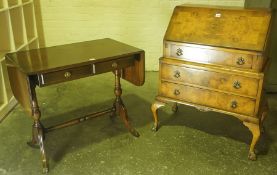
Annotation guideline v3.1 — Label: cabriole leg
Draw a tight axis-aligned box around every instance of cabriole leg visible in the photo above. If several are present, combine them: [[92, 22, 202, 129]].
[[243, 122, 260, 161], [151, 101, 165, 132]]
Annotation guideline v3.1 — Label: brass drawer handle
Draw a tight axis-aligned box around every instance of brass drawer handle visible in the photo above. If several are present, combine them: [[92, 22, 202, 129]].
[[174, 70, 181, 78], [64, 71, 72, 78], [176, 48, 183, 56], [174, 89, 180, 96], [233, 81, 241, 89], [231, 101, 238, 109], [236, 57, 245, 65]]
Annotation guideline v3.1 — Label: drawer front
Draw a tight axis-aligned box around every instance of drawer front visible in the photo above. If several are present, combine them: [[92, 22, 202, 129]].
[[94, 56, 135, 74], [38, 65, 92, 86], [37, 57, 135, 86], [160, 63, 259, 97], [165, 42, 257, 70], [159, 81, 256, 116]]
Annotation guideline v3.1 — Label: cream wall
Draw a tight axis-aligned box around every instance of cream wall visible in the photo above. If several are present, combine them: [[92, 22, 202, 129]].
[[38, 0, 245, 71]]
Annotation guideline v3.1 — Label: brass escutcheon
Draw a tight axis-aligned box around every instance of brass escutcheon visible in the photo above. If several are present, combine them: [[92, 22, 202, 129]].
[[174, 89, 180, 96], [174, 70, 181, 78], [236, 57, 245, 65], [64, 71, 71, 78], [231, 101, 238, 109], [176, 48, 183, 56], [233, 80, 241, 89]]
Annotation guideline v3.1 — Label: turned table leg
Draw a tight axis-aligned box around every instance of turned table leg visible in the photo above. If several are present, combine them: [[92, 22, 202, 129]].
[[27, 83, 48, 173], [113, 70, 140, 137], [243, 122, 260, 161], [151, 100, 165, 132]]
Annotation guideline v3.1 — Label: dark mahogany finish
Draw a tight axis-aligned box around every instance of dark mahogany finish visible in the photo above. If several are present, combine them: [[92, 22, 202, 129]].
[[5, 38, 145, 173]]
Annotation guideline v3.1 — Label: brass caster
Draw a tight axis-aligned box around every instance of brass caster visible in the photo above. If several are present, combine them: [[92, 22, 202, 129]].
[[248, 151, 257, 161], [42, 167, 49, 174], [42, 159, 49, 173]]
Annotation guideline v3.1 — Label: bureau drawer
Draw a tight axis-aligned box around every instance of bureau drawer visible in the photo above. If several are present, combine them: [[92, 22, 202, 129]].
[[159, 81, 256, 116], [160, 63, 259, 97], [38, 64, 92, 86], [164, 42, 264, 72]]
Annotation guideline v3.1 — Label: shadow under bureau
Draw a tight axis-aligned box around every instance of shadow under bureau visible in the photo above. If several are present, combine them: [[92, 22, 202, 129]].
[[5, 38, 145, 173], [151, 4, 272, 160]]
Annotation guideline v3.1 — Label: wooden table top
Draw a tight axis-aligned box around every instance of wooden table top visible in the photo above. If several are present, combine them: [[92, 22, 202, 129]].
[[6, 38, 144, 74]]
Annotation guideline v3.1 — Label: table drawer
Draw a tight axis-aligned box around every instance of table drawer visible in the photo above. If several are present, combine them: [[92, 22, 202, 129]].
[[94, 56, 135, 74], [164, 42, 263, 71], [159, 81, 256, 116], [160, 62, 259, 97], [38, 65, 92, 86], [37, 56, 136, 86]]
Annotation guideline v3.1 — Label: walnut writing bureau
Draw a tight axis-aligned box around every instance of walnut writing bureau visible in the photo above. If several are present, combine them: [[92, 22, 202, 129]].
[[151, 4, 272, 160], [5, 38, 145, 173]]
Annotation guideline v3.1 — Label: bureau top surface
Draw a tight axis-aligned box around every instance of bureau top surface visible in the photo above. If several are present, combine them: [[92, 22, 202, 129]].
[[5, 38, 144, 74], [164, 4, 272, 51]]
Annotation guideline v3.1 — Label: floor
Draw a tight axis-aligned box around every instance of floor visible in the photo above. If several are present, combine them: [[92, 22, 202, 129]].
[[0, 72, 277, 175]]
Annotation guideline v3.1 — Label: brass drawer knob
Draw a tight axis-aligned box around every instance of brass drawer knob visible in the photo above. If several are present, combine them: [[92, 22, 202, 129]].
[[233, 81, 241, 89], [174, 89, 180, 96], [64, 71, 72, 78], [174, 70, 181, 78], [112, 62, 118, 68], [231, 101, 238, 109], [176, 48, 183, 56], [236, 57, 245, 65]]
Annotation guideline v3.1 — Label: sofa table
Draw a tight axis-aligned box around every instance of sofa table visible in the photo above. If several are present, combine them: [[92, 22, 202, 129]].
[[5, 38, 145, 173]]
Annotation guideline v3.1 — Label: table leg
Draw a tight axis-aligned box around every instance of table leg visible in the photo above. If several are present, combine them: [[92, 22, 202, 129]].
[[113, 70, 140, 137], [151, 100, 165, 132], [27, 84, 49, 173]]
